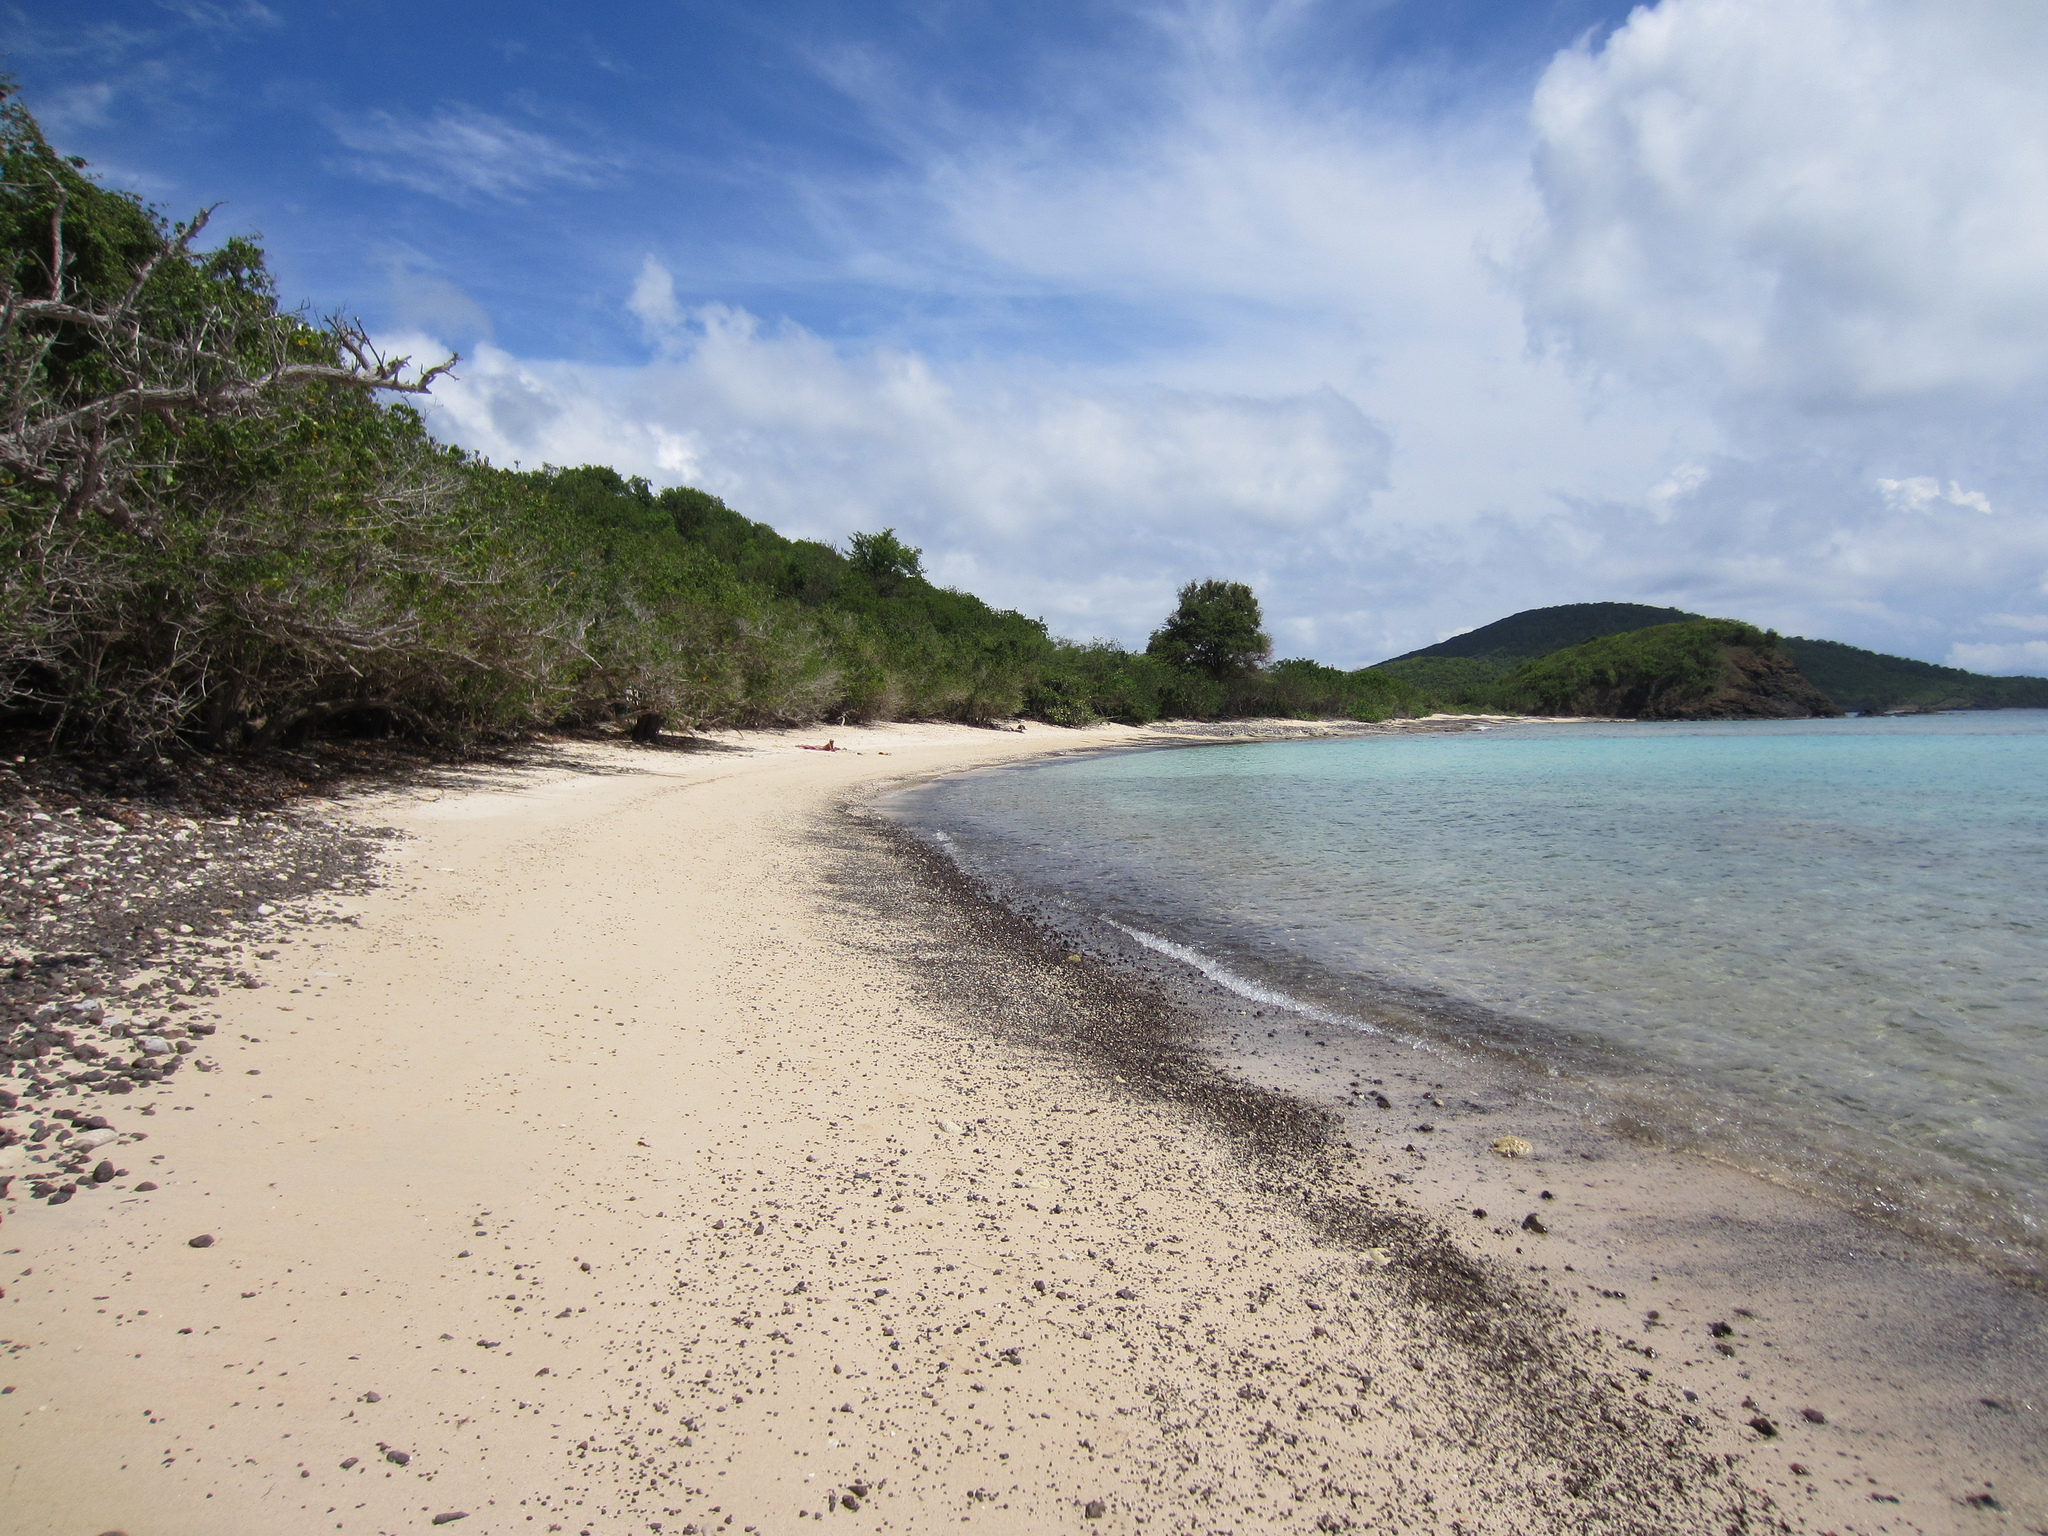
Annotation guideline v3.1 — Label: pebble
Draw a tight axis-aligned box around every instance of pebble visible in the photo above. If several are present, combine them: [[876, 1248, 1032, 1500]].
[[1521, 1213, 1548, 1234], [71, 1128, 119, 1151], [430, 1514, 468, 1525], [137, 1037, 171, 1056], [937, 1119, 965, 1135], [1085, 1500, 1107, 1519], [92, 1160, 114, 1183], [385, 1449, 411, 1466], [187, 1234, 215, 1249], [1490, 1136, 1533, 1157], [134, 1181, 157, 1192]]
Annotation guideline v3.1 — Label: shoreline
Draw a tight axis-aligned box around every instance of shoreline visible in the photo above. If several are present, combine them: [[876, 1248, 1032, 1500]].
[[0, 721, 2040, 1533], [863, 756, 2048, 1526]]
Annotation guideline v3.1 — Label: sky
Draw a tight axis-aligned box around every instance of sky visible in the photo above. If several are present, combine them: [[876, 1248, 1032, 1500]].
[[12, 0, 2048, 672]]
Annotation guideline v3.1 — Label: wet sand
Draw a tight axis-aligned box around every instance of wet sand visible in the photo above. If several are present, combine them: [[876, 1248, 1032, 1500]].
[[2, 721, 2042, 1534]]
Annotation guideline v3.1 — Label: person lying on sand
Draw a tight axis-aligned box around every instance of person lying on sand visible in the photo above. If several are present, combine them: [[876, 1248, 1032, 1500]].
[[797, 740, 839, 751]]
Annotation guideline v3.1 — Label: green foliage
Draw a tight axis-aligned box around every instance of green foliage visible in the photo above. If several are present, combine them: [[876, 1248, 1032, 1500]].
[[1485, 619, 1770, 717], [1367, 654, 1513, 700], [844, 528, 924, 594], [1378, 602, 1701, 666], [1782, 636, 2048, 713], [1261, 660, 1424, 722], [1145, 579, 1271, 679]]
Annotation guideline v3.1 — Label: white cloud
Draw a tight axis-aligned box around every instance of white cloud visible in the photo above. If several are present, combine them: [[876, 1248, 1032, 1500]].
[[1946, 640, 2048, 676], [396, 307, 1393, 645], [332, 104, 607, 203], [34, 81, 117, 134], [1984, 613, 2048, 634], [1511, 0, 2048, 659], [1523, 0, 2048, 409], [156, 0, 277, 30], [627, 256, 683, 334], [1877, 477, 1994, 517], [389, 0, 2048, 667]]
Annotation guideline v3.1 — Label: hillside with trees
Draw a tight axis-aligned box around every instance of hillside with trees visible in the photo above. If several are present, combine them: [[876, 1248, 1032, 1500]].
[[1374, 604, 2047, 717], [1489, 621, 1840, 720], [0, 90, 1427, 754], [1780, 637, 2048, 714]]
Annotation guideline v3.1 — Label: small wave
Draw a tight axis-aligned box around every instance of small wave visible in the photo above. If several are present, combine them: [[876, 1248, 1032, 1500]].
[[1099, 917, 1440, 1056]]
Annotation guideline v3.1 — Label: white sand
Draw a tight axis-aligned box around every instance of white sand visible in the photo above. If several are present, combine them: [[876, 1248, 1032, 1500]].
[[3, 723, 2040, 1534]]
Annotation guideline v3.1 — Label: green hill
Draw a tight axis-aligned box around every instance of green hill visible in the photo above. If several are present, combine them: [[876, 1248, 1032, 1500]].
[[1495, 620, 1841, 720], [1373, 602, 1702, 695], [1382, 602, 1702, 665], [1782, 637, 2048, 714], [1373, 603, 2048, 716]]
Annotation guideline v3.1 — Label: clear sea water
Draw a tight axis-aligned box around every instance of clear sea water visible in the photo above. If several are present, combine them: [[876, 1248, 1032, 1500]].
[[890, 713, 2048, 1276]]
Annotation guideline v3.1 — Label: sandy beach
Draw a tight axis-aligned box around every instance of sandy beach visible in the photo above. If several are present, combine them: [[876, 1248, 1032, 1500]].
[[3, 721, 2044, 1535]]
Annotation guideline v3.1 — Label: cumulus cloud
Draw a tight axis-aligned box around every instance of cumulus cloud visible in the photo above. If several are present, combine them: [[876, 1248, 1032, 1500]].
[[1516, 0, 2048, 671], [627, 256, 683, 334], [332, 104, 608, 202], [397, 304, 1393, 645], [368, 0, 2048, 673], [1523, 0, 2048, 409]]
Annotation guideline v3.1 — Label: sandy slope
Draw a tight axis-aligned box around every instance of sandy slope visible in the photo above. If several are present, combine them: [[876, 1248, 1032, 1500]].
[[1, 722, 2039, 1535]]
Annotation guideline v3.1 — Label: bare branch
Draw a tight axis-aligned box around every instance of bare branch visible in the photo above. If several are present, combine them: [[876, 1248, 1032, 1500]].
[[0, 193, 457, 531]]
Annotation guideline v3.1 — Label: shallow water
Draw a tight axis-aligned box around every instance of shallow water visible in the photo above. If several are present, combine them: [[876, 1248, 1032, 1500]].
[[887, 713, 2048, 1275]]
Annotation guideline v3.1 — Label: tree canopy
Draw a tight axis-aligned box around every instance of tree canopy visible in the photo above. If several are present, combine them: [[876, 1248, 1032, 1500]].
[[1145, 579, 1271, 679]]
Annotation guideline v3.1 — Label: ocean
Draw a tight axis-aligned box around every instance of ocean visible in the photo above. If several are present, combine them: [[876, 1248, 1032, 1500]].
[[885, 711, 2048, 1277]]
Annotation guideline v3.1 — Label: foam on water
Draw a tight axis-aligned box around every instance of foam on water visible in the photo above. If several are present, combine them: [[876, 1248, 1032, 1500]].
[[890, 712, 2048, 1276]]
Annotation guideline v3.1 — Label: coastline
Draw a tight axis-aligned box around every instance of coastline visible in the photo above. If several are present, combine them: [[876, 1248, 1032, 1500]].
[[1, 721, 2040, 1534]]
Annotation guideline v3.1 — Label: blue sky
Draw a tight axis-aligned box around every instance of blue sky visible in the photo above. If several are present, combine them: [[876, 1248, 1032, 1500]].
[[14, 0, 2048, 673]]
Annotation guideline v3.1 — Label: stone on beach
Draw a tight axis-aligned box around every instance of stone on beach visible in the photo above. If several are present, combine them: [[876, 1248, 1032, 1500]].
[[1491, 1136, 1533, 1157]]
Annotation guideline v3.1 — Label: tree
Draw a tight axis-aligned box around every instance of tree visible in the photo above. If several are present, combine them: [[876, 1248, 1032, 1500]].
[[0, 83, 471, 748], [845, 528, 923, 595], [1145, 579, 1271, 679]]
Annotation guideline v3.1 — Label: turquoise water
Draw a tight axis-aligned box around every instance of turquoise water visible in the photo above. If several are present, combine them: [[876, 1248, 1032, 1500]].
[[893, 713, 2048, 1274]]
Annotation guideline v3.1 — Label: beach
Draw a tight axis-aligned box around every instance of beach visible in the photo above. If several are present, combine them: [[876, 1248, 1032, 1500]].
[[3, 721, 2043, 1535]]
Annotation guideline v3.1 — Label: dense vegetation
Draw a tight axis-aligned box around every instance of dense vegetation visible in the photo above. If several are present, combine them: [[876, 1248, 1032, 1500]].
[[1781, 637, 2048, 714], [1484, 619, 1835, 718], [1380, 602, 1702, 666], [1372, 602, 1705, 700], [1374, 604, 2048, 717]]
